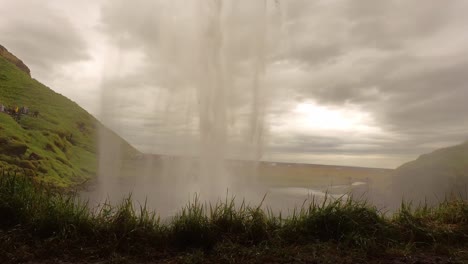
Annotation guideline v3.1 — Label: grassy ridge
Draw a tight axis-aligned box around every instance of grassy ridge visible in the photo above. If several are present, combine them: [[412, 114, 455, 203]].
[[392, 141, 468, 204], [0, 54, 97, 186], [0, 173, 467, 263], [0, 53, 139, 187]]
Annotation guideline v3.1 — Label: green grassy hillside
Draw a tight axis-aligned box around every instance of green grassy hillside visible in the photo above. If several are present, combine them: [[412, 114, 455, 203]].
[[0, 50, 139, 187], [392, 141, 468, 202]]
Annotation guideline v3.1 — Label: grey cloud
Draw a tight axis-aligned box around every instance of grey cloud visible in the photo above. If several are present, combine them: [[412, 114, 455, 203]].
[[364, 55, 468, 139], [345, 1, 458, 50], [268, 132, 419, 156], [3, 0, 463, 167], [0, 1, 89, 76], [99, 0, 161, 49], [98, 0, 468, 165], [288, 42, 343, 67], [281, 6, 468, 155]]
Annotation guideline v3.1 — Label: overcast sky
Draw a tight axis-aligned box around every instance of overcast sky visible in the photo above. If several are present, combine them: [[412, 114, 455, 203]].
[[1, 0, 468, 169]]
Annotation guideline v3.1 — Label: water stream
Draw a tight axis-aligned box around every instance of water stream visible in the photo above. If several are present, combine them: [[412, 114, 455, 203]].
[[92, 1, 282, 216]]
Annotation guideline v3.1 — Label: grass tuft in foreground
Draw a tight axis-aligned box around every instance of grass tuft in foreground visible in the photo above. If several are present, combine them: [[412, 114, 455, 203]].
[[0, 172, 467, 263]]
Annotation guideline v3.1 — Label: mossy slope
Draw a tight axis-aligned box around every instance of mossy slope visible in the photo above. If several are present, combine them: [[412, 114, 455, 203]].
[[0, 49, 139, 187]]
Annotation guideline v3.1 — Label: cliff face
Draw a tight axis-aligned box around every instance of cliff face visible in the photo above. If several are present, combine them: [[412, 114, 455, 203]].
[[0, 44, 31, 76]]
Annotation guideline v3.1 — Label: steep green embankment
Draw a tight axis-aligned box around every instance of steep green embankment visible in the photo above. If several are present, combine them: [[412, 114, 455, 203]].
[[392, 141, 468, 202], [0, 46, 139, 187]]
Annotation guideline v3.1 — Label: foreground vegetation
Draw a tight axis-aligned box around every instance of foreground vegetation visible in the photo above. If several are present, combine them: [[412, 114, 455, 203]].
[[0, 173, 467, 263]]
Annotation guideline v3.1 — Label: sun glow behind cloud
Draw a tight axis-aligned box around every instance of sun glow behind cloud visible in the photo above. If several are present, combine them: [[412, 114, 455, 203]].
[[265, 101, 395, 167], [291, 102, 381, 134]]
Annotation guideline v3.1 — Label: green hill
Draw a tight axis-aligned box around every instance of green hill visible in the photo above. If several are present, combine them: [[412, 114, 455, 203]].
[[0, 46, 139, 187], [391, 141, 468, 203]]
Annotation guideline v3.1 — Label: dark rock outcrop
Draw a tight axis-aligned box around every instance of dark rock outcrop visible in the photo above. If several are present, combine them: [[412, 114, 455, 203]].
[[0, 44, 31, 76]]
